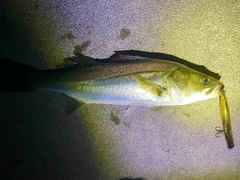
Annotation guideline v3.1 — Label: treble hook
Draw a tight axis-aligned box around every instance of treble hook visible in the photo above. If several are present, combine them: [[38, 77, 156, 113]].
[[215, 126, 224, 138]]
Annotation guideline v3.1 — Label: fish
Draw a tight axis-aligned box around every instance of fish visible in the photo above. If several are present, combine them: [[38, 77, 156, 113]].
[[0, 50, 224, 108], [1, 50, 233, 148]]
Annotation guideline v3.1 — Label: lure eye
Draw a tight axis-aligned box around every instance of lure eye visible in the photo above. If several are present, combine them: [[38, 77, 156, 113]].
[[202, 77, 209, 84]]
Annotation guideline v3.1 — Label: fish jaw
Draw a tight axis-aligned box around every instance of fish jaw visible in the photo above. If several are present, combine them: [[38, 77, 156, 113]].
[[202, 82, 224, 98], [185, 82, 224, 104]]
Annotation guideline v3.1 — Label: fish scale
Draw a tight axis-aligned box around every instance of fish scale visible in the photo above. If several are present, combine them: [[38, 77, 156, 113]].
[[63, 74, 178, 106]]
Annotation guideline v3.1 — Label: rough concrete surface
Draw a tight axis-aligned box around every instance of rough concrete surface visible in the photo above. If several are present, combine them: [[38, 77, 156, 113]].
[[1, 0, 240, 180]]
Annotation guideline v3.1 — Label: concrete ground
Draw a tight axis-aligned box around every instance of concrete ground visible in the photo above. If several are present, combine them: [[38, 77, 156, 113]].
[[1, 0, 240, 179]]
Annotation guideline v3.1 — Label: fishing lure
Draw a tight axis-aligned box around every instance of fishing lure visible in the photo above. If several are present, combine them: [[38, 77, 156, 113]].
[[219, 91, 234, 149]]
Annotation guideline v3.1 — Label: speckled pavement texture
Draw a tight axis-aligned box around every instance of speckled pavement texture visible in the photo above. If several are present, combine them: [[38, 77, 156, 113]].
[[1, 1, 240, 180]]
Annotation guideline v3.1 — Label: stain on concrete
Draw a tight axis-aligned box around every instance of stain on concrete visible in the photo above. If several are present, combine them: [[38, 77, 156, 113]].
[[111, 112, 121, 125], [86, 25, 94, 36], [73, 40, 91, 54], [61, 30, 76, 41], [137, 39, 143, 45], [123, 120, 130, 129], [182, 112, 191, 118], [118, 28, 131, 40]]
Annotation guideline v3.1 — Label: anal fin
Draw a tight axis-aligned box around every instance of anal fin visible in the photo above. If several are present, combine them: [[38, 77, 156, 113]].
[[62, 94, 84, 114]]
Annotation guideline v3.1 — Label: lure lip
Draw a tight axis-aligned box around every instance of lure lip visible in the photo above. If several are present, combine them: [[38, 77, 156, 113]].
[[219, 91, 234, 149]]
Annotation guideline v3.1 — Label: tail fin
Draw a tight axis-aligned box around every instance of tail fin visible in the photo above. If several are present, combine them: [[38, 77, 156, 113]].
[[0, 59, 39, 92]]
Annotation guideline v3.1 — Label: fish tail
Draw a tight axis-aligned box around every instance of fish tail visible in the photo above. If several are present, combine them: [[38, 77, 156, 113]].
[[0, 58, 40, 92]]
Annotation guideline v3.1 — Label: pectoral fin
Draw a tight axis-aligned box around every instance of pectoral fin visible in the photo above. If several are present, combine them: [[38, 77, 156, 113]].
[[135, 75, 166, 97]]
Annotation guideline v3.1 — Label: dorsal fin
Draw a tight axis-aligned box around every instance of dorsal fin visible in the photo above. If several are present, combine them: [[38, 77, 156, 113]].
[[71, 50, 220, 79], [100, 50, 220, 79], [59, 53, 98, 68]]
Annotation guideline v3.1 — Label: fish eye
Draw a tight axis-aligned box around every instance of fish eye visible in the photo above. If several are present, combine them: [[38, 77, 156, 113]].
[[202, 77, 210, 84]]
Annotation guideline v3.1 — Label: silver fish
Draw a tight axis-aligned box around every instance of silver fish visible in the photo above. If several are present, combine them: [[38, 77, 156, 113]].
[[1, 50, 232, 148], [1, 50, 224, 107]]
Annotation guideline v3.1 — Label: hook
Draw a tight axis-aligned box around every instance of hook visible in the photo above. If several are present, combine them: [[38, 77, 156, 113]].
[[215, 126, 224, 138]]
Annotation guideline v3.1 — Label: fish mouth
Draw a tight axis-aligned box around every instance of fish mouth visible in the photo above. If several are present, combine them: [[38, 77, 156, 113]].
[[204, 82, 224, 97]]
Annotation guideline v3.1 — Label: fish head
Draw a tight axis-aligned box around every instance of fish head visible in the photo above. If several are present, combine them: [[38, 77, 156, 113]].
[[165, 67, 224, 105]]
